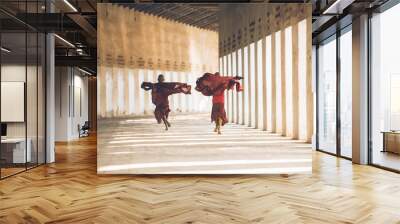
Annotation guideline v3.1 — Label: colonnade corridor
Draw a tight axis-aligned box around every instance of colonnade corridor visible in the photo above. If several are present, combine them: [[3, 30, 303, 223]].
[[1, 123, 400, 223], [97, 113, 311, 174]]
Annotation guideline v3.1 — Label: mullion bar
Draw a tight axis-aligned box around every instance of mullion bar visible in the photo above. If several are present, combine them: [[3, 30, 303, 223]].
[[36, 0, 39, 168], [367, 11, 373, 165], [44, 0, 48, 164], [315, 44, 320, 151], [0, 20, 2, 179], [25, 0, 28, 171], [336, 29, 341, 157]]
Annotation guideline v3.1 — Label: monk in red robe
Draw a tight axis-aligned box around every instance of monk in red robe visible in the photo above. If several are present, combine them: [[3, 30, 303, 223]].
[[141, 74, 191, 130], [195, 72, 243, 134]]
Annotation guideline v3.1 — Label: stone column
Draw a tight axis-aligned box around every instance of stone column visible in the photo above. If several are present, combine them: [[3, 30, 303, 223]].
[[352, 14, 369, 164]]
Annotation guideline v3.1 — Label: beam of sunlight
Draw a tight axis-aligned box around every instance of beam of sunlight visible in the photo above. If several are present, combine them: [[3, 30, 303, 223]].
[[99, 129, 271, 136], [103, 140, 311, 149], [99, 113, 312, 174], [156, 167, 312, 174], [98, 159, 312, 172], [99, 166, 312, 174], [98, 132, 274, 138], [107, 138, 303, 144]]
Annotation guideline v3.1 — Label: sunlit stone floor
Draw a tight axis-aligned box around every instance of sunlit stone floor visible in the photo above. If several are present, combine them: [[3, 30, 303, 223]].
[[97, 113, 312, 174]]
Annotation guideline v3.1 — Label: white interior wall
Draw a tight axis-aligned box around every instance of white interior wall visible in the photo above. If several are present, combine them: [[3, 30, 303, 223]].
[[1, 65, 29, 138], [1, 65, 36, 137], [55, 66, 69, 141], [1, 64, 46, 163], [71, 73, 89, 138], [55, 67, 89, 141]]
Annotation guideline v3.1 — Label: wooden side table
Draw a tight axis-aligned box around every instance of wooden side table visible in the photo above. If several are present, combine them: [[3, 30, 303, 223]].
[[381, 131, 400, 154]]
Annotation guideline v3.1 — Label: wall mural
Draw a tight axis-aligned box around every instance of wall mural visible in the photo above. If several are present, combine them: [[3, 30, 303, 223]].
[[97, 4, 218, 118], [97, 3, 312, 175], [98, 4, 218, 72]]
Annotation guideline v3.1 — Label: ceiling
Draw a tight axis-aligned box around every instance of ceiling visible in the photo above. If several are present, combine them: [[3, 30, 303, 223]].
[[118, 0, 312, 31], [0, 0, 391, 74], [121, 3, 220, 31]]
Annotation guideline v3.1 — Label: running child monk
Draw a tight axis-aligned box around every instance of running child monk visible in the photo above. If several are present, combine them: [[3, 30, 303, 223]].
[[195, 72, 243, 134], [141, 74, 191, 131]]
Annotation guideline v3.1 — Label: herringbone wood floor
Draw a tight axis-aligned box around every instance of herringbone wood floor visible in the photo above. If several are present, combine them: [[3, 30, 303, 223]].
[[1, 134, 400, 223]]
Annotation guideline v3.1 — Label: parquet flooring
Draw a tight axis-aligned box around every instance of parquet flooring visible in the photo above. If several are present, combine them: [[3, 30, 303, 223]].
[[0, 167, 26, 178], [1, 116, 400, 223]]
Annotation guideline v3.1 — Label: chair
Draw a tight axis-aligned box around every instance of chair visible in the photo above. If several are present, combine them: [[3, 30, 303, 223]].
[[79, 121, 90, 138]]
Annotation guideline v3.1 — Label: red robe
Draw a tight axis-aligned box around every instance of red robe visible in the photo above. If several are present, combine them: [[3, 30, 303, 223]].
[[195, 72, 242, 96], [195, 73, 243, 125], [211, 91, 227, 125], [141, 82, 191, 123]]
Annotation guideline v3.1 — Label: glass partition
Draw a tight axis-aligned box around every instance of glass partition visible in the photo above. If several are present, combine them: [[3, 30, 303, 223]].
[[27, 31, 38, 169], [339, 27, 352, 158], [38, 32, 45, 165], [371, 3, 400, 171], [317, 35, 337, 154], [0, 1, 46, 179], [1, 31, 28, 177]]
